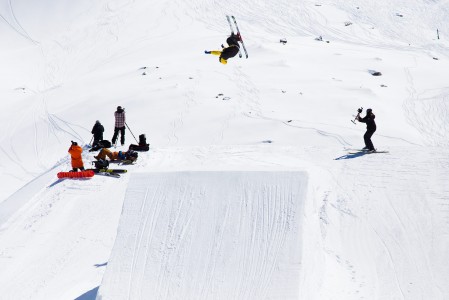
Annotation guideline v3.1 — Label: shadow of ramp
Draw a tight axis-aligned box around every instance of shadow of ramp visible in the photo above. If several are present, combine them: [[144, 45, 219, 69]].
[[96, 171, 307, 300], [75, 286, 99, 300]]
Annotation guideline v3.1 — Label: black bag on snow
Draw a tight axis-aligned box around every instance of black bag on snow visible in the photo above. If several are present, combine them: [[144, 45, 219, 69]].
[[99, 140, 112, 148], [126, 150, 138, 159], [89, 140, 112, 152], [128, 134, 150, 152], [93, 159, 109, 169]]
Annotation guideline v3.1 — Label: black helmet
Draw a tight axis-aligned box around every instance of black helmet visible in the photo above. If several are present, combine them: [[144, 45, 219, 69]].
[[367, 108, 372, 114], [117, 106, 122, 110]]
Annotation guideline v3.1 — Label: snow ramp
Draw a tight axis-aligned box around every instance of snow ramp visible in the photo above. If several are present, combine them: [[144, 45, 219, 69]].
[[96, 171, 307, 300]]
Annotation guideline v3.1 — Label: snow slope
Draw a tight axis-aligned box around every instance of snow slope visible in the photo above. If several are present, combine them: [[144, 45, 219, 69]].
[[1, 0, 449, 299], [97, 171, 306, 300]]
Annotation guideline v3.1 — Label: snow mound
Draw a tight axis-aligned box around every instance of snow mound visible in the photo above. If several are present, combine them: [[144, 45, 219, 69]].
[[97, 171, 307, 300]]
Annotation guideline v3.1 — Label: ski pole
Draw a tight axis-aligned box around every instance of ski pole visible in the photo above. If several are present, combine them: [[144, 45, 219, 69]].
[[89, 135, 94, 146], [125, 122, 139, 143]]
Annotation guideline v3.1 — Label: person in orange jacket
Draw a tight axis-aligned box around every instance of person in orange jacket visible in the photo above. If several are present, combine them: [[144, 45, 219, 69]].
[[68, 141, 85, 171]]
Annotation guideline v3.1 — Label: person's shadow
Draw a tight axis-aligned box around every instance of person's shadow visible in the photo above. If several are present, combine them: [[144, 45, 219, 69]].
[[334, 151, 367, 160]]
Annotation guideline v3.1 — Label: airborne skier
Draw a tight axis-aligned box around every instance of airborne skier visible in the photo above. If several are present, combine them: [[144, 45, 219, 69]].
[[204, 33, 242, 64], [204, 15, 248, 64]]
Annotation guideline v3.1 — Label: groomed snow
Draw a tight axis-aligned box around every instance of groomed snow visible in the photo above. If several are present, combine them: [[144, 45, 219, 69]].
[[97, 171, 306, 300]]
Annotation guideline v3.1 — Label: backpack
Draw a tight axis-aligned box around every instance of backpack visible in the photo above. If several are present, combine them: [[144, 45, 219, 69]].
[[139, 134, 147, 145], [126, 150, 138, 159], [93, 159, 109, 169], [128, 144, 150, 151], [89, 140, 112, 152], [100, 140, 112, 148], [128, 134, 150, 152]]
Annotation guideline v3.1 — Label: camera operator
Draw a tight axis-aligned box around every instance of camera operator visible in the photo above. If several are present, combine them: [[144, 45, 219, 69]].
[[356, 108, 377, 151], [112, 106, 126, 146], [68, 141, 85, 172]]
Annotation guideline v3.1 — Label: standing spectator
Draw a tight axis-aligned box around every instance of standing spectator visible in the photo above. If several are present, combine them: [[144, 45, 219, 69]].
[[91, 120, 104, 147], [357, 108, 377, 151], [68, 141, 85, 171], [112, 106, 126, 146]]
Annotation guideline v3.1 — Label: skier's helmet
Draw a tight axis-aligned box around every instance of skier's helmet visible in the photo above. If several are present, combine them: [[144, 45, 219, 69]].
[[367, 108, 372, 114]]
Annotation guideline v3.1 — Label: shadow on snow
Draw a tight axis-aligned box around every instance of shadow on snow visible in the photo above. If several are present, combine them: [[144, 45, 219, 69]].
[[74, 286, 99, 300], [334, 151, 368, 160]]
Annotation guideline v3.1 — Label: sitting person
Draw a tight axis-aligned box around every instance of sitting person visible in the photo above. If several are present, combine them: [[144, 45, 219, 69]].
[[94, 148, 138, 162]]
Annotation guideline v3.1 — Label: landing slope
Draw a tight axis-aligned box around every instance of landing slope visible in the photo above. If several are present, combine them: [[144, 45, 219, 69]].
[[97, 171, 307, 300]]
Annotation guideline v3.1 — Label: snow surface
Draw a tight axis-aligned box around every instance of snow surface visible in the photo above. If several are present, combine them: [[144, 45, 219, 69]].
[[97, 171, 306, 300], [1, 0, 449, 299]]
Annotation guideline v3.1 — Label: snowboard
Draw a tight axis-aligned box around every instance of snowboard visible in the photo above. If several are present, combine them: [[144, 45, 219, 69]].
[[57, 170, 95, 179]]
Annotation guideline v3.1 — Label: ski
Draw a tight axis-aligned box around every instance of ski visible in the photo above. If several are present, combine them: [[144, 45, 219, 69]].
[[87, 168, 125, 178], [348, 150, 389, 154], [98, 168, 127, 174], [345, 148, 369, 152], [231, 16, 248, 58], [108, 159, 136, 165], [97, 171, 120, 178], [226, 15, 242, 58]]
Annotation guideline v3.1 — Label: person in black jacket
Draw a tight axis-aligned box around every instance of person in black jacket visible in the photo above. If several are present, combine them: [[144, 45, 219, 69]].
[[91, 120, 104, 147], [357, 108, 376, 151], [204, 33, 242, 64]]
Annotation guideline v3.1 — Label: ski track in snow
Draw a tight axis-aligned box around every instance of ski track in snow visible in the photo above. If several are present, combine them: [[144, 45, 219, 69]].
[[330, 148, 449, 298], [404, 66, 449, 146], [0, 0, 37, 44]]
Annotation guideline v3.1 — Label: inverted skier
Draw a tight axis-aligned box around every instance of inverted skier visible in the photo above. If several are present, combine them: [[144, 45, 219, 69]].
[[204, 33, 242, 65]]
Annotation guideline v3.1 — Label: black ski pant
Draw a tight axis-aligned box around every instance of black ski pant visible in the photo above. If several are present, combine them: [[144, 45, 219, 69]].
[[71, 167, 85, 172], [93, 133, 103, 147], [112, 126, 125, 145], [364, 129, 376, 150]]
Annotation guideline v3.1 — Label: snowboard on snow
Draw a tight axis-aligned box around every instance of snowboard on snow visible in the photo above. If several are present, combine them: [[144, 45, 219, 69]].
[[57, 170, 95, 179]]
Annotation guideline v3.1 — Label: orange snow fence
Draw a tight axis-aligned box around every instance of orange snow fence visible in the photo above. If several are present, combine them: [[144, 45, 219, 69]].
[[57, 170, 95, 179]]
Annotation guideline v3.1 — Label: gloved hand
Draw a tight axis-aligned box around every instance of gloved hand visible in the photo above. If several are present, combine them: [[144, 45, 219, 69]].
[[204, 50, 211, 54], [357, 108, 363, 114]]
